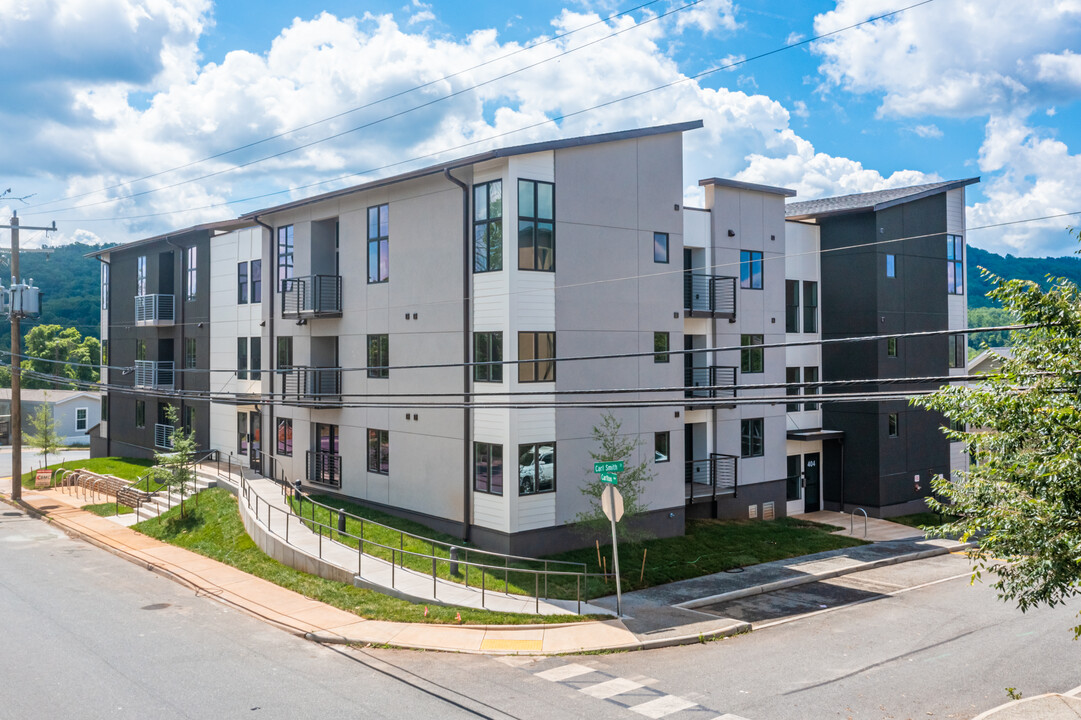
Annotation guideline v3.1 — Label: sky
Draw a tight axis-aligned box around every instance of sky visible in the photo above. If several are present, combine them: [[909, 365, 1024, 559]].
[[1, 0, 1080, 257]]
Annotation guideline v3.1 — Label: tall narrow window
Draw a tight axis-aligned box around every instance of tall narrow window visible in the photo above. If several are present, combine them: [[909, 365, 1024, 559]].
[[654, 232, 669, 264], [186, 246, 197, 301], [518, 443, 555, 495], [786, 367, 801, 411], [474, 180, 503, 272], [135, 339, 146, 361], [804, 366, 820, 411], [237, 412, 248, 455], [654, 332, 670, 363], [887, 337, 898, 357], [886, 254, 896, 278], [518, 179, 555, 271], [518, 332, 555, 382], [238, 261, 249, 304], [276, 418, 293, 456], [367, 429, 389, 474], [785, 279, 799, 333], [367, 204, 390, 283], [367, 334, 389, 378], [136, 256, 147, 296], [251, 337, 261, 381], [949, 334, 966, 369], [183, 405, 195, 435], [101, 263, 109, 310], [474, 442, 503, 495], [741, 418, 764, 458], [185, 338, 197, 369], [888, 413, 899, 438], [739, 250, 763, 289], [947, 235, 964, 294], [655, 432, 670, 462], [237, 337, 248, 380], [250, 259, 262, 303], [101, 395, 108, 423], [473, 332, 503, 383], [277, 336, 293, 370], [741, 334, 764, 374], [803, 281, 818, 333], [277, 225, 294, 291], [135, 400, 145, 428]]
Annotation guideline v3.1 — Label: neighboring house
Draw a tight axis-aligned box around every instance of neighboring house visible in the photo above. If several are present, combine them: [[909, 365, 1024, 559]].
[[969, 347, 1013, 375], [0, 389, 100, 446]]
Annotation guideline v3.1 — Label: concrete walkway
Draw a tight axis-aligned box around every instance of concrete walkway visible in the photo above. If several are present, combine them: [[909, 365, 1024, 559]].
[[973, 690, 1081, 719], [795, 509, 929, 542]]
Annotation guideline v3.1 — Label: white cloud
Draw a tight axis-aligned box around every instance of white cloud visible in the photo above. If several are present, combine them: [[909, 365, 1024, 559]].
[[407, 0, 435, 25], [791, 100, 809, 119], [718, 53, 745, 70], [910, 123, 942, 139], [674, 0, 738, 34], [785, 31, 804, 45]]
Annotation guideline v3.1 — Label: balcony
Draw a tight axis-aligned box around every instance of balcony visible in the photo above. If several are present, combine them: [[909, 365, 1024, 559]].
[[306, 450, 342, 489], [281, 366, 342, 406], [135, 294, 175, 326], [685, 452, 738, 503], [684, 365, 737, 407], [134, 360, 174, 389], [281, 275, 342, 318], [154, 423, 175, 450], [683, 273, 737, 320]]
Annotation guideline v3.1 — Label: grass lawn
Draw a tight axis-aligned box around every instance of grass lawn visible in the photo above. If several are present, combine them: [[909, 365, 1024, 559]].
[[138, 488, 598, 625], [890, 512, 959, 529], [21, 457, 156, 489], [82, 502, 133, 517]]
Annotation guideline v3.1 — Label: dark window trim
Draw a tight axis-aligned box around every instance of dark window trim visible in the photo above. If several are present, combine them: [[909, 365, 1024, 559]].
[[473, 441, 504, 495], [654, 332, 670, 363], [518, 442, 556, 495], [654, 431, 670, 463], [802, 281, 818, 334], [740, 250, 763, 290], [277, 225, 294, 292], [741, 418, 764, 458], [238, 261, 249, 304], [473, 331, 503, 383], [518, 331, 556, 383], [367, 428, 389, 475], [473, 180, 503, 273], [654, 232, 669, 264], [888, 413, 899, 438], [741, 334, 764, 374], [785, 279, 799, 333], [367, 334, 389, 379], [277, 418, 293, 457], [517, 179, 555, 272], [367, 203, 390, 284]]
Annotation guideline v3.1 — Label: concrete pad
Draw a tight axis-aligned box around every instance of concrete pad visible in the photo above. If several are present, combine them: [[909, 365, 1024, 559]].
[[387, 624, 486, 652], [321, 620, 402, 645], [287, 604, 360, 630], [972, 693, 1081, 719]]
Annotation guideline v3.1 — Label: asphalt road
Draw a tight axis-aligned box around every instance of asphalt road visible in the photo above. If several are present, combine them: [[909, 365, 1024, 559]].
[[0, 446, 90, 492]]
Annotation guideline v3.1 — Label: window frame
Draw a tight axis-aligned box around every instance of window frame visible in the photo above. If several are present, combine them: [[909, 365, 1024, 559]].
[[518, 331, 556, 383], [653, 232, 669, 264], [101, 395, 108, 423], [740, 334, 764, 374], [654, 431, 670, 463], [277, 225, 294, 292], [518, 442, 555, 495], [473, 331, 503, 383], [947, 234, 964, 295], [186, 246, 197, 301], [136, 255, 147, 297], [803, 366, 820, 411], [654, 332, 670, 363], [948, 334, 966, 369], [184, 337, 197, 369], [251, 259, 262, 303], [237, 412, 248, 455], [75, 407, 88, 431], [887, 336, 898, 358], [517, 179, 555, 272], [367, 428, 390, 475], [135, 399, 145, 428], [277, 418, 293, 456], [785, 279, 799, 333], [739, 250, 763, 289], [803, 281, 818, 333], [474, 441, 504, 495], [251, 337, 261, 381], [277, 336, 293, 370], [101, 262, 109, 310], [886, 253, 896, 278], [237, 337, 248, 380], [238, 261, 249, 304], [367, 204, 390, 284], [741, 418, 764, 458], [367, 334, 389, 379], [786, 366, 801, 412], [888, 413, 899, 438], [473, 180, 503, 273]]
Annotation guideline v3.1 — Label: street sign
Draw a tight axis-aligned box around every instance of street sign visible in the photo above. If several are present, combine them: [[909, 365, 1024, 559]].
[[601, 485, 624, 522], [600, 472, 618, 485], [594, 460, 624, 474]]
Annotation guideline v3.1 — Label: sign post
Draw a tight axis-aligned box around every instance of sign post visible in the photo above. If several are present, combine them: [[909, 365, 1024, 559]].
[[594, 460, 626, 616]]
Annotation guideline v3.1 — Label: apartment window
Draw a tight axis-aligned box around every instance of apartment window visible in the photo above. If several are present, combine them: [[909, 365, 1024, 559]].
[[947, 235, 964, 294], [101, 395, 108, 422], [277, 225, 293, 291], [367, 334, 389, 379], [518, 443, 555, 495], [803, 281, 818, 333], [655, 432, 670, 463], [888, 413, 899, 438], [949, 334, 966, 369], [474, 332, 503, 383], [654, 332, 669, 363], [277, 336, 293, 370], [135, 339, 146, 362], [804, 366, 820, 411], [136, 256, 147, 296], [75, 408, 88, 431], [237, 412, 248, 455], [786, 367, 801, 411], [367, 429, 389, 474], [101, 263, 109, 310], [135, 400, 145, 428], [741, 334, 764, 374], [786, 455, 801, 502], [185, 337, 197, 369], [367, 203, 389, 283], [237, 337, 248, 380], [251, 338, 261, 381], [739, 250, 763, 289], [518, 331, 555, 382], [785, 279, 799, 333], [654, 232, 669, 264], [886, 254, 896, 278], [251, 259, 262, 303], [276, 418, 293, 456], [238, 261, 249, 304], [186, 246, 197, 301], [887, 337, 898, 357], [474, 442, 503, 495], [183, 405, 195, 434], [741, 418, 764, 458], [518, 179, 555, 271], [473, 180, 503, 272]]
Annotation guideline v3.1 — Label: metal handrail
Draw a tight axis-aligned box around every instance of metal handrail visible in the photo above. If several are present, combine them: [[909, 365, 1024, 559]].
[[851, 507, 868, 538]]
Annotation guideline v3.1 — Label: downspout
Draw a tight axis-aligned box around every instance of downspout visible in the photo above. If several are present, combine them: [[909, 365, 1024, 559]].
[[164, 237, 187, 445], [96, 256, 111, 457], [444, 167, 471, 542], [253, 216, 275, 480]]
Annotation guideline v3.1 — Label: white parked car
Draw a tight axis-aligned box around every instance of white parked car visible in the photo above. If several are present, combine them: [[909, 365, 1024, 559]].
[[519, 445, 554, 494]]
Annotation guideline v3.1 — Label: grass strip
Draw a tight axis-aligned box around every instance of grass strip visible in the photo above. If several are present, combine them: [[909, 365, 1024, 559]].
[[81, 502, 134, 517], [22, 457, 157, 489]]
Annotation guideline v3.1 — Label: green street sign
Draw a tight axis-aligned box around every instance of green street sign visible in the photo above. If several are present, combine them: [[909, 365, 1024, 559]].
[[594, 461, 625, 474], [600, 473, 618, 485]]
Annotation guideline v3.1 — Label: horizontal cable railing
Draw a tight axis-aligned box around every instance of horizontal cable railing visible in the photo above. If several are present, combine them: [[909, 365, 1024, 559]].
[[306, 450, 342, 489], [281, 275, 343, 317], [684, 365, 738, 400], [281, 366, 342, 403], [134, 294, 175, 324], [685, 452, 739, 502], [683, 273, 737, 316]]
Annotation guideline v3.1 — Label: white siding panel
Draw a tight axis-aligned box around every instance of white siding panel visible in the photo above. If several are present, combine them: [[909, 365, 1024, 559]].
[[946, 189, 966, 236], [517, 493, 556, 531], [516, 408, 555, 441], [473, 492, 507, 532], [683, 208, 710, 249]]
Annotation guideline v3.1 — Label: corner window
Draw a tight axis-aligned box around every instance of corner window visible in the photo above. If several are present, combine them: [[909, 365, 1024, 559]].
[[785, 279, 799, 333], [949, 334, 966, 369], [739, 250, 763, 289], [947, 235, 964, 295], [518, 331, 555, 382], [519, 442, 555, 495], [238, 261, 249, 304], [804, 366, 819, 411], [654, 232, 669, 264], [786, 367, 801, 412], [741, 334, 764, 374], [185, 337, 197, 369], [803, 281, 818, 333], [367, 204, 390, 283], [76, 407, 88, 431], [277, 418, 293, 456], [367, 428, 389, 474], [135, 400, 145, 428], [474, 442, 503, 495], [474, 331, 503, 383], [887, 337, 898, 357], [367, 334, 389, 379], [277, 225, 294, 291], [654, 332, 669, 363], [186, 246, 197, 301], [518, 179, 555, 271], [251, 259, 262, 303], [741, 418, 764, 458], [888, 413, 899, 438], [473, 180, 503, 272], [237, 337, 248, 380], [101, 263, 109, 310], [655, 431, 670, 463], [886, 254, 896, 278]]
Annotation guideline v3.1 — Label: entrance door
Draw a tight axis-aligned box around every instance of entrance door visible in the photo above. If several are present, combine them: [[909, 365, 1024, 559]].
[[249, 411, 262, 472], [803, 453, 821, 513]]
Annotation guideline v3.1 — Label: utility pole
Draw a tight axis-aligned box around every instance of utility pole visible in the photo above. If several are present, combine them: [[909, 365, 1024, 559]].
[[1, 212, 56, 501]]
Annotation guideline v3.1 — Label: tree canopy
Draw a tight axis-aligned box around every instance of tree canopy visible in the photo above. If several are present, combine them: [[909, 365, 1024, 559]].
[[19, 324, 100, 390]]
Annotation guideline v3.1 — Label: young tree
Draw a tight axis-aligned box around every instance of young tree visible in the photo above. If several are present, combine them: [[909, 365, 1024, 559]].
[[152, 405, 197, 519], [914, 238, 1081, 637], [575, 411, 657, 545], [27, 397, 62, 471]]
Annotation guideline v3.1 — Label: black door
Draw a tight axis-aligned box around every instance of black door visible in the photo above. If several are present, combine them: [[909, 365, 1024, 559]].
[[804, 452, 821, 513], [249, 411, 262, 472]]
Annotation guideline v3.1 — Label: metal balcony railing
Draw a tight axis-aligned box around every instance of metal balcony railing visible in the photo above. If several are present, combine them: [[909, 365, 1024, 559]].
[[134, 294, 175, 326], [685, 452, 738, 503], [683, 273, 737, 319], [154, 423, 175, 450], [684, 365, 738, 404], [134, 360, 174, 389], [306, 450, 342, 488], [281, 366, 343, 406], [281, 275, 342, 318]]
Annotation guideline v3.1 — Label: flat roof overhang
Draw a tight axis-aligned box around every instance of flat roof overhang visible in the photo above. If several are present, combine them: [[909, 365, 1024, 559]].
[[787, 429, 845, 441]]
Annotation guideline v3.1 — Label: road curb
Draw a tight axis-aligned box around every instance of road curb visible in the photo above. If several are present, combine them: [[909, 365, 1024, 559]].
[[674, 542, 976, 610]]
